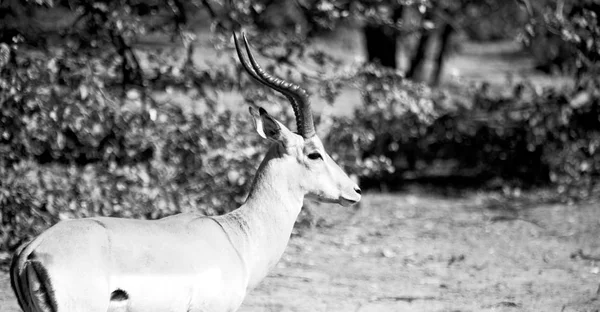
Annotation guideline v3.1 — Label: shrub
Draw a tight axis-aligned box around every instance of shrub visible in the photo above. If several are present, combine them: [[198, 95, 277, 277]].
[[0, 43, 267, 255], [325, 66, 600, 199], [522, 0, 600, 76], [323, 65, 436, 187], [0, 106, 264, 254]]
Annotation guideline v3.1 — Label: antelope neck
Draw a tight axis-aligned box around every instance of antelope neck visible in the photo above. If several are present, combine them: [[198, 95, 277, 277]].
[[215, 145, 304, 290]]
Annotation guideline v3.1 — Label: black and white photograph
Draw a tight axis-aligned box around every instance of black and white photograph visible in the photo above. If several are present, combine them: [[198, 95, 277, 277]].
[[1, 0, 599, 311]]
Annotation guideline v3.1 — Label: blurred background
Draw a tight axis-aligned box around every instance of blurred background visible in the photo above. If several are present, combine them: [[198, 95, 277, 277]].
[[1, 0, 600, 311]]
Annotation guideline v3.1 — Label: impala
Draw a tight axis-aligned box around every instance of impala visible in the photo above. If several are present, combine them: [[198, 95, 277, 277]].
[[10, 32, 362, 312]]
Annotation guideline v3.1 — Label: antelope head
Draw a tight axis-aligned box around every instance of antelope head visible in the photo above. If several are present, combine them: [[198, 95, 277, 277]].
[[234, 32, 361, 207]]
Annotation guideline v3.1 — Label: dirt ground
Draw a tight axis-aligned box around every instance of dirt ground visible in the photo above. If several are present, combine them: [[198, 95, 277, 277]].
[[2, 191, 600, 312]]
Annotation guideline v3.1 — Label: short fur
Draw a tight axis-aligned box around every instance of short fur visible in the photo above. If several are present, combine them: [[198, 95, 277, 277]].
[[9, 33, 361, 312]]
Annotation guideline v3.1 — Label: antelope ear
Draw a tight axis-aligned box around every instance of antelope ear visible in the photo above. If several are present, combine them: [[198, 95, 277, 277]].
[[249, 106, 269, 139], [249, 106, 294, 145]]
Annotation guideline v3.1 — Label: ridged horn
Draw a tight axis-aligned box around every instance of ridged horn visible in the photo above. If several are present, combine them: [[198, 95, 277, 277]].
[[234, 32, 316, 138]]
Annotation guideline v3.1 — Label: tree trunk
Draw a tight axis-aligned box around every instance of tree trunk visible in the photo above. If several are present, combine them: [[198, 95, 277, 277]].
[[364, 25, 397, 68], [363, 6, 403, 69], [431, 23, 452, 86], [405, 11, 434, 80], [406, 33, 430, 79]]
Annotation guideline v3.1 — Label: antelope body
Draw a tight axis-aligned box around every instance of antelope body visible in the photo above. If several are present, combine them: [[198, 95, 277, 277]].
[[10, 33, 361, 312]]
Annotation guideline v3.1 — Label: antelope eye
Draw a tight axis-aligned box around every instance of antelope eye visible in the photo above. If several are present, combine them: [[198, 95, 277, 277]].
[[307, 152, 323, 160]]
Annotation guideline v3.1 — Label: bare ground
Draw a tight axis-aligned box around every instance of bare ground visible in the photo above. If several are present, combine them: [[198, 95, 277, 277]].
[[238, 192, 600, 312], [2, 192, 600, 312]]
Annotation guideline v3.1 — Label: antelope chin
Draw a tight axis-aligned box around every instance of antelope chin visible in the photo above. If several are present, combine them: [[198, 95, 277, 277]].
[[306, 195, 358, 207], [339, 197, 360, 207]]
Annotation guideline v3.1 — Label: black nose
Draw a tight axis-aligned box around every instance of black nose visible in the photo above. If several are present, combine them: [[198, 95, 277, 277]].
[[354, 186, 362, 195]]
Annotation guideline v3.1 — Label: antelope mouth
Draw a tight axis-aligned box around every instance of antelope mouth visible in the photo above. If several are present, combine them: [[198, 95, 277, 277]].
[[306, 196, 358, 207], [339, 196, 360, 207]]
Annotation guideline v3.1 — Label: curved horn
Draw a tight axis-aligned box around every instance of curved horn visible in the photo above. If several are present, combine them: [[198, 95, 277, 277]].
[[234, 32, 316, 138]]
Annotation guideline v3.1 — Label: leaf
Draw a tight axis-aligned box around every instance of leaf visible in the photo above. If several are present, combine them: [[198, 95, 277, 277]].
[[56, 132, 65, 150], [80, 85, 89, 100], [570, 91, 590, 108], [47, 58, 58, 74], [0, 43, 10, 69], [423, 20, 435, 30]]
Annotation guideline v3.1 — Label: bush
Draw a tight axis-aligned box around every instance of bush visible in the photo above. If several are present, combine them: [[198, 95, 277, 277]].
[[0, 2, 326, 258], [2, 0, 598, 262], [0, 43, 267, 254], [0, 106, 264, 254], [325, 65, 600, 199], [324, 65, 436, 184], [522, 0, 600, 76]]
